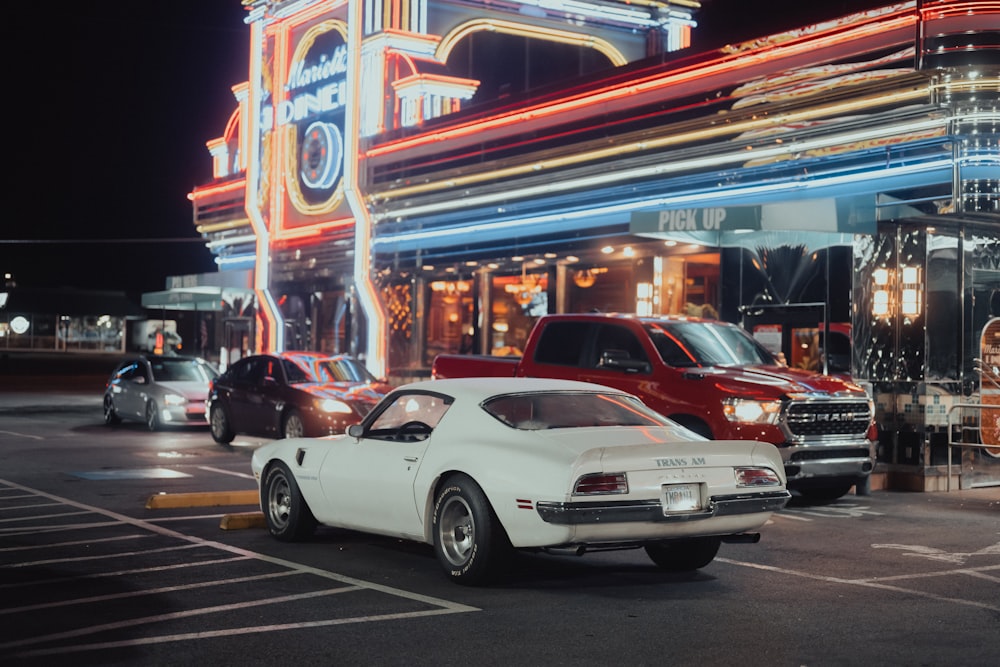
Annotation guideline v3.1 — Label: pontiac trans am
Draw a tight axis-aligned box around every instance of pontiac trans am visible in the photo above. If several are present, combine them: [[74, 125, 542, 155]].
[[250, 377, 791, 585]]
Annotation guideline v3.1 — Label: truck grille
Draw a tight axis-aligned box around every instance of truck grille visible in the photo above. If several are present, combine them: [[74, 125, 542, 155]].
[[784, 401, 871, 437]]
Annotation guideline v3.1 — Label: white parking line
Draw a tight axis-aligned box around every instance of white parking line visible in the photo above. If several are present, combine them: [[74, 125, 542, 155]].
[[716, 557, 1000, 612], [196, 465, 255, 480], [0, 478, 480, 659]]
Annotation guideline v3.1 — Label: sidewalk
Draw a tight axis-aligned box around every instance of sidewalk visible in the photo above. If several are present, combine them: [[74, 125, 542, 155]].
[[0, 350, 111, 409]]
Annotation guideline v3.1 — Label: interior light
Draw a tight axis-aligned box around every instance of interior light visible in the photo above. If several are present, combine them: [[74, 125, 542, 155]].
[[601, 246, 614, 254]]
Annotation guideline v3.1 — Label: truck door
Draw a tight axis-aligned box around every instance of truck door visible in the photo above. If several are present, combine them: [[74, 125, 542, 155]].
[[577, 323, 653, 398]]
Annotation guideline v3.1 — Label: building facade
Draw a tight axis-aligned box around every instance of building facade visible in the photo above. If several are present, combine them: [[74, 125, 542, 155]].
[[190, 0, 1000, 489]]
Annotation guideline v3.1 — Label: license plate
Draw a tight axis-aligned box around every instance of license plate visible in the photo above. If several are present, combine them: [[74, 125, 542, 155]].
[[662, 483, 701, 513]]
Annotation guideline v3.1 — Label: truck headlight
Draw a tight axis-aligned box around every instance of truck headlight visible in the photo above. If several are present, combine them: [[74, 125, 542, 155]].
[[723, 398, 781, 425]]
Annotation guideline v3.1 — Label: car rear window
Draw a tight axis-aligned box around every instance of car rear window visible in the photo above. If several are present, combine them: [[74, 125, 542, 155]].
[[482, 391, 671, 430]]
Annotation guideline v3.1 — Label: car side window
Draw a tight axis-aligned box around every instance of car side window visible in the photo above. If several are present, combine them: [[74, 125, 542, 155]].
[[592, 324, 648, 369], [365, 393, 452, 441], [533, 321, 588, 366], [282, 359, 311, 384]]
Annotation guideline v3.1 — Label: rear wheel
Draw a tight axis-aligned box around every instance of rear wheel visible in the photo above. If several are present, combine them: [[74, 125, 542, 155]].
[[282, 409, 305, 439], [669, 416, 713, 439], [209, 404, 235, 444], [145, 401, 160, 431], [645, 536, 722, 571], [103, 396, 121, 426], [797, 483, 854, 502], [433, 474, 512, 585], [262, 462, 316, 541]]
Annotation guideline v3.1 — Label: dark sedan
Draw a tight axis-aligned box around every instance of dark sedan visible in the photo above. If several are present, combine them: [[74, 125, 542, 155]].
[[207, 352, 392, 443]]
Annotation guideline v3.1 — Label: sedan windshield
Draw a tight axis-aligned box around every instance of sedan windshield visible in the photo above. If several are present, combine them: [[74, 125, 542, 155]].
[[150, 358, 218, 382], [483, 391, 672, 430], [645, 321, 775, 367], [311, 357, 378, 384]]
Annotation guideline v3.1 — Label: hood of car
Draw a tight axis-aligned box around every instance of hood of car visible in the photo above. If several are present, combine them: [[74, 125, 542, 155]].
[[156, 381, 211, 400], [294, 382, 390, 403], [684, 364, 866, 397]]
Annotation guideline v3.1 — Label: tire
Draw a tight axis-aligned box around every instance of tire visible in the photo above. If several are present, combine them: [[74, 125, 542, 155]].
[[670, 416, 713, 439], [797, 483, 853, 502], [145, 401, 160, 431], [262, 462, 317, 541], [645, 536, 722, 571], [103, 395, 121, 426], [209, 404, 235, 444], [432, 474, 511, 585], [282, 409, 305, 439]]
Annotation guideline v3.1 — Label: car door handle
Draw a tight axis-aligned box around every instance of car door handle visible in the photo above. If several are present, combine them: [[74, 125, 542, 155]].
[[403, 456, 418, 463]]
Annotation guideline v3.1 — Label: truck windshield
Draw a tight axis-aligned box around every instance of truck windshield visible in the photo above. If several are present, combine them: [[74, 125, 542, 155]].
[[645, 321, 775, 367]]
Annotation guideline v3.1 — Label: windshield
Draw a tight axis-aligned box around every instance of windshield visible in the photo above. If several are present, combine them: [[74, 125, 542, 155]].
[[645, 321, 775, 367], [150, 358, 218, 382], [290, 356, 377, 384], [483, 391, 673, 430]]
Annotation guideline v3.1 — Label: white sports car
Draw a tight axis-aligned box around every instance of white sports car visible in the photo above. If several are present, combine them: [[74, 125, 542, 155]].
[[250, 377, 791, 585]]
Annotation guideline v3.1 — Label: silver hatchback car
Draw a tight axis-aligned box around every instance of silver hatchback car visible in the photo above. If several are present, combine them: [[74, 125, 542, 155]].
[[104, 354, 219, 430]]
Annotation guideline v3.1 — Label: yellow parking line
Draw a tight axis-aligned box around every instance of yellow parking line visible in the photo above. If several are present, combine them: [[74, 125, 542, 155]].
[[145, 490, 259, 509]]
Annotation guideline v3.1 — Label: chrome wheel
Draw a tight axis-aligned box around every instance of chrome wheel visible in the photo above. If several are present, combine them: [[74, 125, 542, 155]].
[[209, 404, 235, 444], [437, 495, 475, 567], [282, 410, 305, 439], [103, 396, 121, 425], [262, 462, 316, 541], [267, 468, 292, 533], [145, 401, 160, 431]]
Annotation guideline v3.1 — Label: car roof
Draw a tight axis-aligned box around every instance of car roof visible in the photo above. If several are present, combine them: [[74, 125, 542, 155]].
[[398, 377, 630, 402]]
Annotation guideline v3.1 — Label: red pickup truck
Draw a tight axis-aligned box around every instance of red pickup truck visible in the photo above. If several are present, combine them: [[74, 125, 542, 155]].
[[433, 313, 878, 500]]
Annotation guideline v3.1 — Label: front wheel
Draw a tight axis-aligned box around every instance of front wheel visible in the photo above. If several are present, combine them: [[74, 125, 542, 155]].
[[282, 409, 305, 439], [262, 462, 316, 541], [433, 474, 511, 586], [145, 401, 160, 431], [645, 536, 721, 571], [209, 404, 235, 444], [103, 395, 121, 426], [797, 483, 854, 502]]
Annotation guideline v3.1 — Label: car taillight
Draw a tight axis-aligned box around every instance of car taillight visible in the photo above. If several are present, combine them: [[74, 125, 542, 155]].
[[573, 473, 628, 495], [735, 467, 782, 487]]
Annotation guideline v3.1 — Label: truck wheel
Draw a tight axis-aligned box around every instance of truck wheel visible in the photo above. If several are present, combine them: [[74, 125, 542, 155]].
[[797, 483, 853, 502], [433, 474, 511, 585], [670, 416, 713, 439], [645, 536, 721, 571]]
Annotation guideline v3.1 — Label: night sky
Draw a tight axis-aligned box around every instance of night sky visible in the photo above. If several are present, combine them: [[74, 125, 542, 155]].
[[3, 0, 889, 302]]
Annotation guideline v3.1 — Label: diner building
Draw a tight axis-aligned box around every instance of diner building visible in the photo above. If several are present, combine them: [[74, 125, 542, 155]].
[[189, 0, 1000, 489]]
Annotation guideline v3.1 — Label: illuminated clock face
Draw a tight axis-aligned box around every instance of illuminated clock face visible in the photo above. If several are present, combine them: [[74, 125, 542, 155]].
[[299, 121, 344, 191]]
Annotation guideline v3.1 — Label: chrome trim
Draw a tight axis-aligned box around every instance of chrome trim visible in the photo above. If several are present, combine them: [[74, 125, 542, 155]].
[[535, 490, 791, 525]]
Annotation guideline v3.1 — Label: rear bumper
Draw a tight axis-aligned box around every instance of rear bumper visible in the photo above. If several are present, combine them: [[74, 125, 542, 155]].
[[536, 490, 791, 525]]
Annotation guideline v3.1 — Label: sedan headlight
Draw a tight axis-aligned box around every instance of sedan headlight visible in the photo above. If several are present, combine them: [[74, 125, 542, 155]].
[[163, 393, 186, 406], [723, 398, 781, 425], [318, 398, 353, 414]]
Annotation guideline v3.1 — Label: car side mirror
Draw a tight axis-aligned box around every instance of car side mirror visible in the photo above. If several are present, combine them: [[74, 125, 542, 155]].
[[599, 349, 650, 374], [133, 376, 146, 385], [347, 424, 364, 438]]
